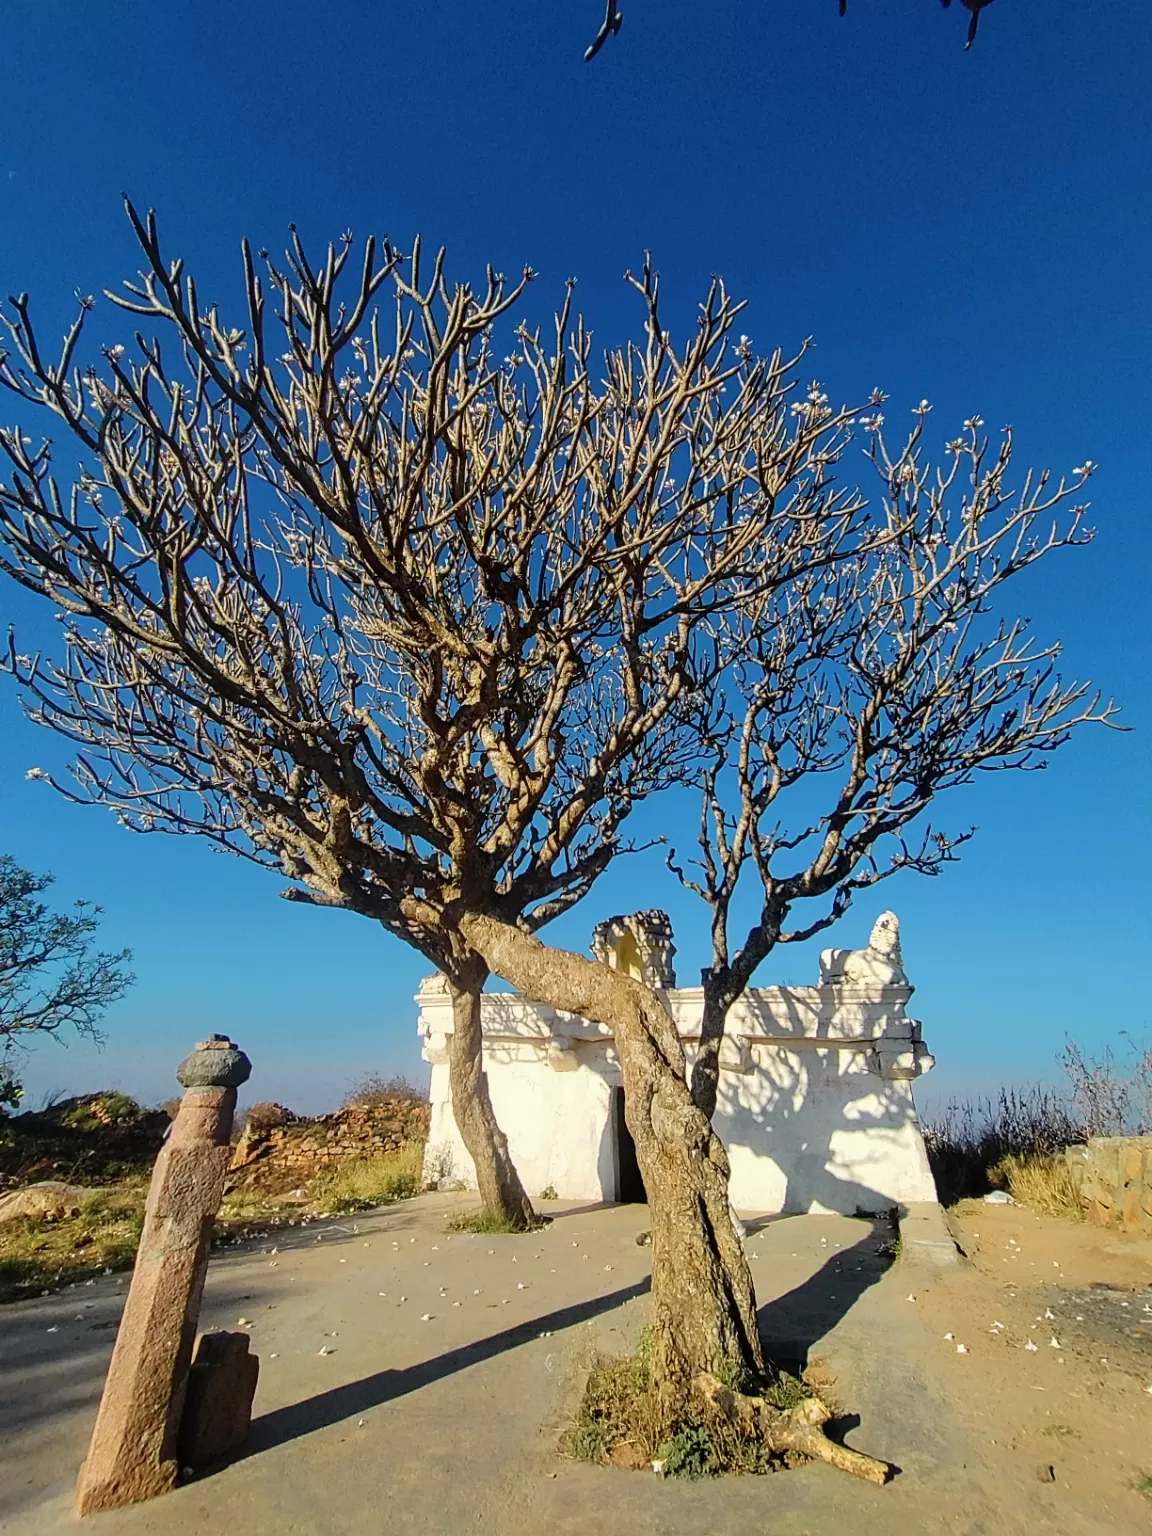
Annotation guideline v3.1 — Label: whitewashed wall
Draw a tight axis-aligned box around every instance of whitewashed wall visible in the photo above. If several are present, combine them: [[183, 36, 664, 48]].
[[417, 925, 938, 1215]]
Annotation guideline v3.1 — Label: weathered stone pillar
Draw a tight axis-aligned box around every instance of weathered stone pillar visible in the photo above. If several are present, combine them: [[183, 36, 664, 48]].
[[76, 1034, 251, 1516]]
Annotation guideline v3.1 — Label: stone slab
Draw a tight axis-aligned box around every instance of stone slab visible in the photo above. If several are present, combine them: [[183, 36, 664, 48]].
[[898, 1201, 963, 1267], [178, 1332, 259, 1467]]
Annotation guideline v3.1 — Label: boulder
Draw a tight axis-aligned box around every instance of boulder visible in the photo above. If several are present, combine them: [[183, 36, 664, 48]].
[[0, 1181, 102, 1223]]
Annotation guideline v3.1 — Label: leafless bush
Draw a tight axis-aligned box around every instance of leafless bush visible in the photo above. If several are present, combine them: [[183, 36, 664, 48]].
[[1060, 1034, 1151, 1136], [342, 1072, 429, 1108], [924, 1086, 1085, 1205], [243, 1101, 296, 1133]]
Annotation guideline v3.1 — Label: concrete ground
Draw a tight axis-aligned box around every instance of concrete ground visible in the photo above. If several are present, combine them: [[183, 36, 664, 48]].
[[0, 1195, 1139, 1535]]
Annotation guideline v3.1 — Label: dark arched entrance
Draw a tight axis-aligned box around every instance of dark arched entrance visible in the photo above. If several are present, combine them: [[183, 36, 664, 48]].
[[612, 1086, 647, 1202]]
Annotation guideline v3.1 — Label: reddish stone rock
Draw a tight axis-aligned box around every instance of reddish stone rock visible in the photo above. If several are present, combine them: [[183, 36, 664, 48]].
[[178, 1331, 259, 1466]]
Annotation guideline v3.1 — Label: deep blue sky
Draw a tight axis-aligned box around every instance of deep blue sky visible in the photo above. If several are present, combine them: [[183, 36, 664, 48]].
[[0, 0, 1148, 1115]]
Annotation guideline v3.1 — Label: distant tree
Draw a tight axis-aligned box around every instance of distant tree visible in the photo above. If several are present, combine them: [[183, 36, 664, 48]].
[[0, 855, 133, 1066], [584, 0, 994, 60], [0, 209, 1109, 1460]]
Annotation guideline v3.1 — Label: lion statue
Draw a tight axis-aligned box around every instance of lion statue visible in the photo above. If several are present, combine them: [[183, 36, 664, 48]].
[[819, 911, 907, 988]]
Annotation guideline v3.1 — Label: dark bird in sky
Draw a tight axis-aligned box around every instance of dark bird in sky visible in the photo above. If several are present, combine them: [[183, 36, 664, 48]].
[[585, 1, 623, 62]]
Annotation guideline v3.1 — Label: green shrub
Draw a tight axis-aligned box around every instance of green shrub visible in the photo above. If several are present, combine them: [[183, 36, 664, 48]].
[[658, 1425, 716, 1480], [59, 1091, 142, 1130]]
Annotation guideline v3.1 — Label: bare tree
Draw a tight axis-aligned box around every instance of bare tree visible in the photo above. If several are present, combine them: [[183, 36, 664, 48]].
[[0, 854, 133, 1052], [672, 411, 1116, 1123], [586, 0, 995, 61], [0, 210, 1107, 1457]]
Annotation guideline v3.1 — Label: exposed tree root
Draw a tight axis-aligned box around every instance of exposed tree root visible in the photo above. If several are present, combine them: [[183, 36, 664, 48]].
[[693, 1374, 890, 1485]]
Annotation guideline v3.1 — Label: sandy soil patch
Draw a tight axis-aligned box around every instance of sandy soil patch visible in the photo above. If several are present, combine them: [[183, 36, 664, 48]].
[[912, 1199, 1152, 1528]]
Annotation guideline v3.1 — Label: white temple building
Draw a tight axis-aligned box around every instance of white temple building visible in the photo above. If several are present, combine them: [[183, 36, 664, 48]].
[[418, 910, 939, 1215]]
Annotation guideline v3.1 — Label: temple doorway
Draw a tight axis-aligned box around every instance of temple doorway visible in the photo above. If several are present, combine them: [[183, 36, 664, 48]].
[[612, 1086, 647, 1203]]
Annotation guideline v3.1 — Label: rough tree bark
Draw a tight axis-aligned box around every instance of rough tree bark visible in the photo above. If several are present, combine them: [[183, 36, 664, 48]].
[[460, 911, 764, 1407], [444, 961, 536, 1229]]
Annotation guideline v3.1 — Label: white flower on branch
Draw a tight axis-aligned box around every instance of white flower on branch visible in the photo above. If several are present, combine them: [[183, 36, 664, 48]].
[[1073, 460, 1097, 477], [25, 767, 47, 780]]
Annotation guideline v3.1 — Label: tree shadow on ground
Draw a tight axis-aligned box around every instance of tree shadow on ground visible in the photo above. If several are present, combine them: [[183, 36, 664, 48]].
[[756, 1218, 896, 1372], [240, 1275, 651, 1458], [240, 1220, 894, 1465]]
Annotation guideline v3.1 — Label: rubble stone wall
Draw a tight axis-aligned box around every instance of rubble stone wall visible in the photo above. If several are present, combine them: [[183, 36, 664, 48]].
[[228, 1098, 430, 1190], [1064, 1136, 1152, 1235]]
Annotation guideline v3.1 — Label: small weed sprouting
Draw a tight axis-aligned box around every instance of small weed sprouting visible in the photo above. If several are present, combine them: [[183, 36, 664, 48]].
[[566, 1417, 612, 1463], [1135, 1472, 1152, 1500], [561, 1348, 663, 1467], [539, 1184, 558, 1201], [657, 1425, 716, 1480], [762, 1371, 812, 1412]]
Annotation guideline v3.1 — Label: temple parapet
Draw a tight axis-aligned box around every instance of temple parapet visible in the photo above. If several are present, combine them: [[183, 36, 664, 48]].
[[416, 910, 938, 1214]]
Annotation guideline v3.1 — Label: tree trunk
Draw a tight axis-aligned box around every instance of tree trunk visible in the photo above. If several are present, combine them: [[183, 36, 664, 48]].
[[444, 961, 536, 1230], [460, 913, 764, 1412], [688, 983, 730, 1121]]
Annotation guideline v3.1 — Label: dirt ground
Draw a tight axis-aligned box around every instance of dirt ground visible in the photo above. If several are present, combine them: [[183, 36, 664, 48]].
[[1, 1194, 1150, 1536], [912, 1198, 1152, 1528]]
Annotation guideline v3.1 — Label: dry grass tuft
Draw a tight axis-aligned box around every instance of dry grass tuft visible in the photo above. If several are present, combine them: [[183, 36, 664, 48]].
[[988, 1153, 1084, 1221], [2, 1138, 428, 1303], [561, 1331, 817, 1479], [310, 1141, 425, 1212], [0, 1181, 147, 1302]]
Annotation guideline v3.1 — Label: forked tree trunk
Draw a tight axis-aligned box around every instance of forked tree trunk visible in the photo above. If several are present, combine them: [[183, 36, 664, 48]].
[[444, 962, 536, 1230], [460, 913, 764, 1411]]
